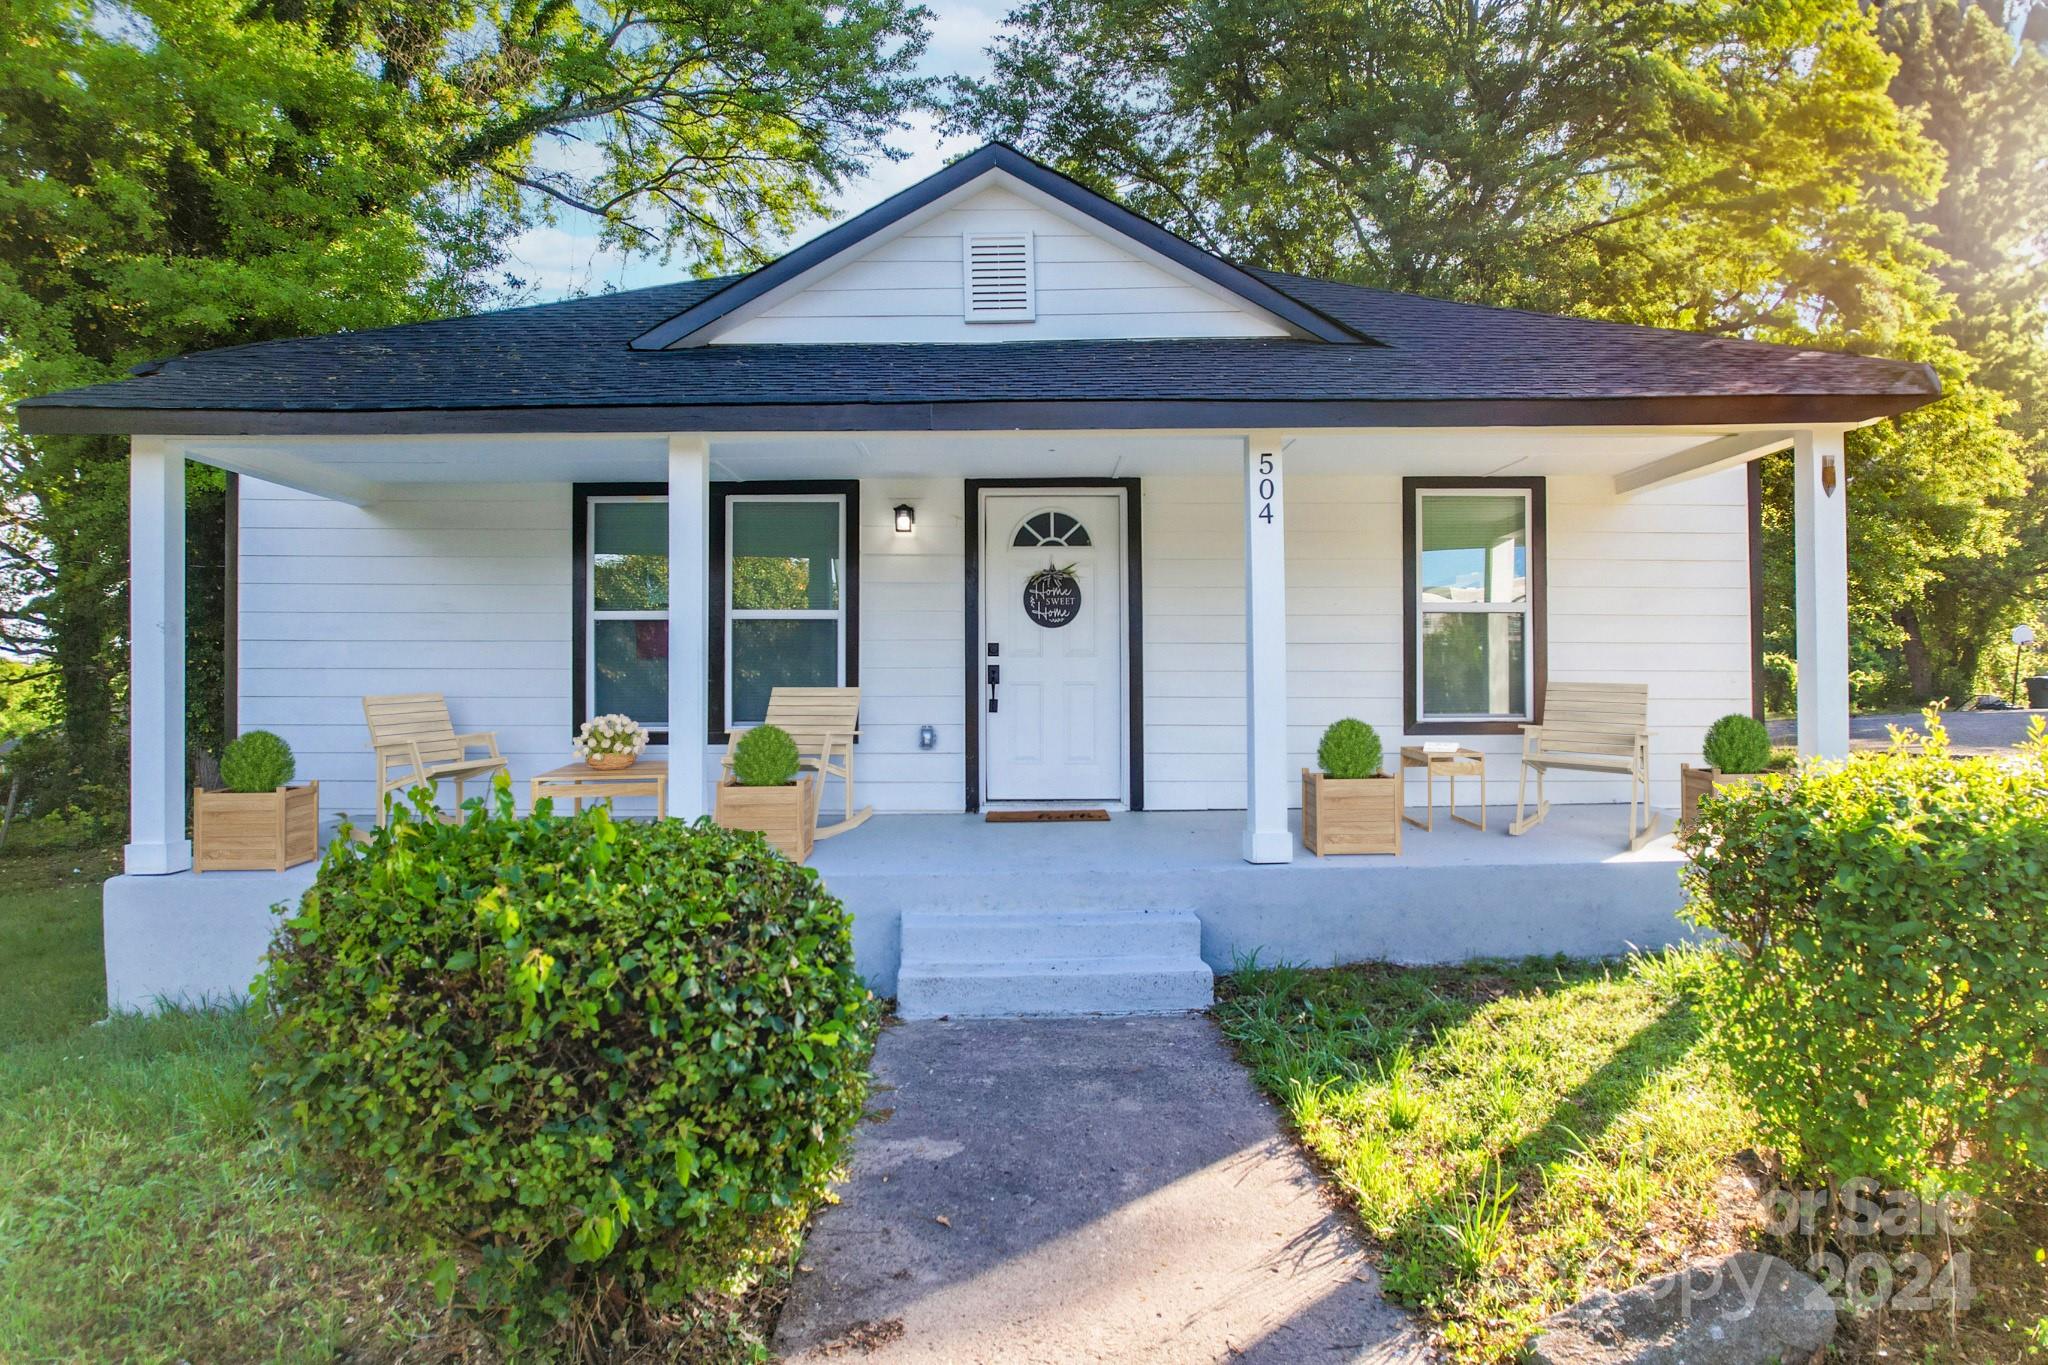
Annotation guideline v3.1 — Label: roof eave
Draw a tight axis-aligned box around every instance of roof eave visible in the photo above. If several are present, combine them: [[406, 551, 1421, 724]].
[[14, 388, 1941, 439]]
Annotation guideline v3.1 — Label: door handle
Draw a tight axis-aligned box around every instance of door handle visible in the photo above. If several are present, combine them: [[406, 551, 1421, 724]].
[[987, 663, 999, 713]]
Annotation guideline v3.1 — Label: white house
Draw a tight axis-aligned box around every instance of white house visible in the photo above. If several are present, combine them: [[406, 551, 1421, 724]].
[[21, 144, 1936, 1015]]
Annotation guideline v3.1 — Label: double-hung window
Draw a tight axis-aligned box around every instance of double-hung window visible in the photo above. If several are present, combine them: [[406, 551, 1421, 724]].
[[573, 483, 858, 744], [724, 493, 847, 727], [1405, 479, 1545, 730]]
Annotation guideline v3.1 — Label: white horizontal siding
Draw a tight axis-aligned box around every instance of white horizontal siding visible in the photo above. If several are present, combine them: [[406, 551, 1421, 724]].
[[235, 463, 1751, 826], [237, 476, 972, 820], [236, 479, 574, 821], [1143, 477, 1248, 805], [713, 186, 1289, 344], [1139, 469, 1755, 812], [851, 477, 967, 812]]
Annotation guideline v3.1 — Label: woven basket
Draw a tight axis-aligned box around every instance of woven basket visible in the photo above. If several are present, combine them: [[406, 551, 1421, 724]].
[[584, 751, 637, 771]]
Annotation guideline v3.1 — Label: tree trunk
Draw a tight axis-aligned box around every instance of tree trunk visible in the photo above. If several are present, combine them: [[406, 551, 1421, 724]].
[[1894, 606, 1939, 702]]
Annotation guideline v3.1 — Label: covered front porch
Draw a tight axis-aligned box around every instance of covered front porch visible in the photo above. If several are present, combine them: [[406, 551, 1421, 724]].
[[118, 422, 1857, 874], [97, 418, 1855, 1010]]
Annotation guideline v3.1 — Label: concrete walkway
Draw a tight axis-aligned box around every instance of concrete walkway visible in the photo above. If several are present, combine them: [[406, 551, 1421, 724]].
[[776, 1016, 1431, 1364]]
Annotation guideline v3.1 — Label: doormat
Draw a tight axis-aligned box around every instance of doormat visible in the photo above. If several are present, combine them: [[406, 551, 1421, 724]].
[[985, 809, 1110, 823]]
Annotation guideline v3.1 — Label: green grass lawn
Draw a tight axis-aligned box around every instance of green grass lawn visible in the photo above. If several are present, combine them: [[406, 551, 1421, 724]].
[[1219, 950, 2048, 1364], [0, 847, 474, 1362], [0, 846, 794, 1363]]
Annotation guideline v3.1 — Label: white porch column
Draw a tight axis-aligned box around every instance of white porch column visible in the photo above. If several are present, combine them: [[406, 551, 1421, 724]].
[[1243, 432, 1292, 864], [667, 435, 711, 819], [1792, 427, 1852, 758], [126, 437, 191, 875]]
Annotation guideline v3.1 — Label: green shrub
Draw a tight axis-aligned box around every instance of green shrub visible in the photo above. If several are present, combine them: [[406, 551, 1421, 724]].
[[254, 780, 874, 1349], [1679, 714, 2048, 1194], [219, 731, 295, 793], [731, 724, 800, 787], [1317, 718, 1383, 779], [1699, 713, 1771, 774]]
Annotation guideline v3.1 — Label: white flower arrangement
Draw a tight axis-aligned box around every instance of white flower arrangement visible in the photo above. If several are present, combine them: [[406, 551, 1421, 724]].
[[573, 713, 649, 761]]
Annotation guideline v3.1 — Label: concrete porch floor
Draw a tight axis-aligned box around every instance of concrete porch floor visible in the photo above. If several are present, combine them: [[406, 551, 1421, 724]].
[[101, 802, 1693, 1012], [811, 802, 1679, 877], [814, 805, 1690, 997]]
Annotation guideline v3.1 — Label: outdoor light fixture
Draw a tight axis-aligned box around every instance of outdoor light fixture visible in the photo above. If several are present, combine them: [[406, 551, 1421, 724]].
[[894, 503, 915, 534], [1822, 451, 1839, 497]]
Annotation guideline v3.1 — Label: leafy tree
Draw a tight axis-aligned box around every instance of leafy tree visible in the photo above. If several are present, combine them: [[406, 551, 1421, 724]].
[[954, 0, 1934, 320], [1, 0, 930, 821], [1872, 1, 2048, 700], [955, 0, 2027, 705]]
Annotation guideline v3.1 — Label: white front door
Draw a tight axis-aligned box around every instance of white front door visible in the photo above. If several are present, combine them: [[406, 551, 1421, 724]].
[[982, 492, 1126, 803]]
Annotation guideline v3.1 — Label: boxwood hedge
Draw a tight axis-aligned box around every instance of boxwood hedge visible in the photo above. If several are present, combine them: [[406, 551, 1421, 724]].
[[254, 780, 874, 1345], [1679, 715, 2048, 1193]]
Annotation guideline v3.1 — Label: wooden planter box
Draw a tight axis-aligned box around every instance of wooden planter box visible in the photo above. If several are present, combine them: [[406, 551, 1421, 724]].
[[714, 774, 818, 862], [1302, 769, 1402, 856], [193, 781, 320, 873], [1678, 764, 1759, 832]]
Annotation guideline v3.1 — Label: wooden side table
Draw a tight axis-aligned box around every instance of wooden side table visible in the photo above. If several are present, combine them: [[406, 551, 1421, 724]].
[[529, 760, 669, 818], [1399, 746, 1486, 832]]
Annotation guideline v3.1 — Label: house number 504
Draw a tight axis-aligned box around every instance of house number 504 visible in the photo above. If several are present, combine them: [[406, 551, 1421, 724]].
[[1256, 453, 1276, 524]]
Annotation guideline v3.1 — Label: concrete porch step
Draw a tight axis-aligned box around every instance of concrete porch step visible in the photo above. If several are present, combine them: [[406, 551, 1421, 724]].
[[896, 909, 1214, 1018], [899, 907, 1201, 961]]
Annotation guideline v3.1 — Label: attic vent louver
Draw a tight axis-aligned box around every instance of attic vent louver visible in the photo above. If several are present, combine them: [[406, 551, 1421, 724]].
[[964, 232, 1035, 322]]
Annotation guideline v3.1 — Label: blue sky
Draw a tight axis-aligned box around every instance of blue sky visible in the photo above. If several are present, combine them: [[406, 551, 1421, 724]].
[[500, 0, 1010, 302]]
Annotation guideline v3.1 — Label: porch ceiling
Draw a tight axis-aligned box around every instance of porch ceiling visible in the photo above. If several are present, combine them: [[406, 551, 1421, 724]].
[[180, 425, 1795, 497]]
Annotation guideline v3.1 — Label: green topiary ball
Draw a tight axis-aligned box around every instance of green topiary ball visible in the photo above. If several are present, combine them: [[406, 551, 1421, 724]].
[[219, 730, 295, 792], [1701, 713, 1772, 775], [732, 724, 801, 787], [1318, 718, 1383, 779]]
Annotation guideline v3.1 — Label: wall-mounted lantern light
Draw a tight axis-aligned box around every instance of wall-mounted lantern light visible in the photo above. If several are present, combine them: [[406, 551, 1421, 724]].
[[894, 503, 915, 534]]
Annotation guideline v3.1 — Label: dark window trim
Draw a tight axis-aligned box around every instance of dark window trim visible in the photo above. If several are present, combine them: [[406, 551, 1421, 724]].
[[223, 470, 239, 743], [1747, 460, 1767, 723], [964, 478, 1144, 814], [572, 482, 669, 745], [571, 479, 861, 747], [1402, 476, 1548, 737], [709, 480, 860, 745]]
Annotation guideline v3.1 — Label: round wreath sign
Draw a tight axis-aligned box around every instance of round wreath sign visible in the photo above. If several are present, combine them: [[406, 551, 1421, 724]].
[[1023, 563, 1082, 628]]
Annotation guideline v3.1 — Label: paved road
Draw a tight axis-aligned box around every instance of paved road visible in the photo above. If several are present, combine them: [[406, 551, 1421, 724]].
[[776, 1016, 1431, 1364], [1767, 709, 2042, 754]]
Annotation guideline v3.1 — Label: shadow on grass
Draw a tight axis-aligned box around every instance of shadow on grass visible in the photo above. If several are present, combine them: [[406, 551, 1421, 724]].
[[1218, 953, 1712, 1313]]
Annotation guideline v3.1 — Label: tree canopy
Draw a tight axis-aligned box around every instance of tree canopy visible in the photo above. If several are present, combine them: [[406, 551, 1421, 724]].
[[0, 0, 932, 825], [955, 0, 2043, 705]]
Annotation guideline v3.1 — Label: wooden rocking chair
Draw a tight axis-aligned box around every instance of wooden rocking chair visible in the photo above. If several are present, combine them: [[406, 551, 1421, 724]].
[[363, 693, 508, 827], [723, 686, 872, 840], [1507, 682, 1658, 851]]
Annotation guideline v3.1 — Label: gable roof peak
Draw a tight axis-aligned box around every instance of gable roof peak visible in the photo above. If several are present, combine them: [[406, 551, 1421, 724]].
[[627, 141, 1379, 350]]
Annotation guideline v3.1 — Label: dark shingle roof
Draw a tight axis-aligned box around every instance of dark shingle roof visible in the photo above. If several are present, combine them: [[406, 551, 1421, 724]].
[[15, 248, 1938, 435]]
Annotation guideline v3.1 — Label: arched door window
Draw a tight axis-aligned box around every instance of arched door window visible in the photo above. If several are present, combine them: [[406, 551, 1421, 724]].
[[1011, 510, 1092, 548]]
